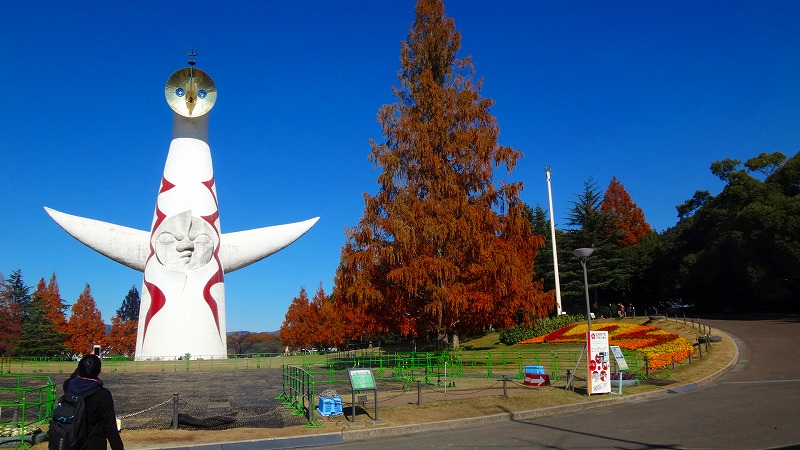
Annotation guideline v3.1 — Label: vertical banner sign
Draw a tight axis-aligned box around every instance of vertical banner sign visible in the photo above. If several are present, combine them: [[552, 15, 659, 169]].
[[587, 330, 611, 394]]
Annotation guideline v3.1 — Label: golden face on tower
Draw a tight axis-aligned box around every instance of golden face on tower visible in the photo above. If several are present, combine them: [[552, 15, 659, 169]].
[[165, 67, 217, 117]]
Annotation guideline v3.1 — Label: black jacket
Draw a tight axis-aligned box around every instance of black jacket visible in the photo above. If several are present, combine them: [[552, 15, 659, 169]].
[[65, 377, 124, 450]]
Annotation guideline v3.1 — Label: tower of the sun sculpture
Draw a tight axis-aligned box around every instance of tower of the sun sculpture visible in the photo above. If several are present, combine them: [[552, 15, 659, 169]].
[[45, 57, 318, 359]]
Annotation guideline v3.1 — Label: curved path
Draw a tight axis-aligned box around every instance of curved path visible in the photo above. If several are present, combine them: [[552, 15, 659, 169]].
[[336, 316, 800, 449]]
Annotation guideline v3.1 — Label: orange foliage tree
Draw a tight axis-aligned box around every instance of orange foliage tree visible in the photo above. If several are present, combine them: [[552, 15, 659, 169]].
[[35, 274, 69, 336], [106, 315, 137, 356], [65, 284, 106, 355], [333, 0, 551, 348], [601, 176, 653, 246], [107, 285, 139, 356], [280, 285, 345, 352], [279, 287, 313, 351], [310, 284, 345, 350]]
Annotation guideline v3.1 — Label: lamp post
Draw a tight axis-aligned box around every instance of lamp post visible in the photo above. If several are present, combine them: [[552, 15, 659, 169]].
[[544, 166, 563, 315], [572, 248, 594, 332]]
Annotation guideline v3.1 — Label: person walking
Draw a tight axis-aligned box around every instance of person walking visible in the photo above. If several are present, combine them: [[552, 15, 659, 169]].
[[61, 354, 124, 450]]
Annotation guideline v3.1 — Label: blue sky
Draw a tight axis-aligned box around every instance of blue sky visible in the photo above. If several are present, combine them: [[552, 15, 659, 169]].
[[2, 1, 799, 332]]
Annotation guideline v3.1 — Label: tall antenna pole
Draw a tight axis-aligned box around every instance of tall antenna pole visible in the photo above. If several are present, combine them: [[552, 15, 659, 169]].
[[545, 166, 563, 315]]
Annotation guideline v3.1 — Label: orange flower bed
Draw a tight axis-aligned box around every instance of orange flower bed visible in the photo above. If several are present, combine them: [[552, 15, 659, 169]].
[[518, 322, 694, 370]]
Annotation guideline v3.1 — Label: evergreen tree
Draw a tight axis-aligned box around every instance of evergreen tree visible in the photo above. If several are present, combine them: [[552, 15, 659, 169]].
[[527, 204, 561, 308], [12, 293, 68, 356], [334, 0, 550, 348], [117, 285, 140, 322], [5, 269, 31, 313], [563, 178, 629, 310], [0, 272, 23, 356]]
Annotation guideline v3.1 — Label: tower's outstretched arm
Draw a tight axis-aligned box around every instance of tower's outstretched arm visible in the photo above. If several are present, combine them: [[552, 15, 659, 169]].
[[44, 206, 318, 274], [219, 217, 319, 272], [45, 207, 150, 271]]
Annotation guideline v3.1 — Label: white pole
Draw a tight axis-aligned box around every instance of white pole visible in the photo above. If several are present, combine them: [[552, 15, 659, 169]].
[[545, 166, 563, 315]]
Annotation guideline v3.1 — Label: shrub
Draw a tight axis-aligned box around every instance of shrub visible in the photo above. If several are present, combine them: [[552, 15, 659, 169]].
[[499, 314, 583, 345]]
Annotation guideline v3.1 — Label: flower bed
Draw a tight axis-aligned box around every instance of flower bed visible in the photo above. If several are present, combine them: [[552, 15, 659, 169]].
[[518, 322, 694, 370]]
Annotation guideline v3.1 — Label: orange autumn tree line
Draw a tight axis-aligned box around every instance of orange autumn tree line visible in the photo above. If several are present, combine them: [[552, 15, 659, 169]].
[[279, 284, 346, 352], [333, 0, 552, 348], [2, 270, 140, 357]]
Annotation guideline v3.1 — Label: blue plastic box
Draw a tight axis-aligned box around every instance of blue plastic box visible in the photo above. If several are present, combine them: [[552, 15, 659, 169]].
[[317, 396, 343, 416], [525, 365, 545, 375]]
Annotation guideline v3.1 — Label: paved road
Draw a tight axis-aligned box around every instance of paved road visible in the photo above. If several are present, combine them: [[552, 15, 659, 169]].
[[336, 316, 800, 449]]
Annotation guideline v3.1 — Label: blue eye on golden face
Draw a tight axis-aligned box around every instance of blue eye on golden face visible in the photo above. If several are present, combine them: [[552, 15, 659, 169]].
[[198, 90, 207, 99], [175, 88, 185, 97]]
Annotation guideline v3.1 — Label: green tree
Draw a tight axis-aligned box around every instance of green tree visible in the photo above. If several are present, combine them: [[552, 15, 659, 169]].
[[562, 178, 629, 310], [0, 272, 23, 356], [676, 190, 712, 221], [117, 285, 140, 322], [745, 152, 786, 178], [5, 269, 31, 313], [13, 292, 68, 357], [671, 151, 800, 312], [527, 203, 566, 316], [334, 0, 550, 348]]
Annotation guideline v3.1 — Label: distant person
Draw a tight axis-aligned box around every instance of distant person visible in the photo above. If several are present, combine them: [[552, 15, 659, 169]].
[[618, 303, 626, 318], [629, 304, 636, 317], [60, 354, 124, 450]]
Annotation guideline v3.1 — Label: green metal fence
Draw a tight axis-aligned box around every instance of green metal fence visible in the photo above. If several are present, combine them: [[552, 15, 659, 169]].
[[0, 374, 56, 449], [277, 365, 322, 428]]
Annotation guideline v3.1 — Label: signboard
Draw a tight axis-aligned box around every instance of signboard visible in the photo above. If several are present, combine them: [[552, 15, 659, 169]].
[[587, 330, 611, 394], [610, 345, 629, 371], [346, 368, 379, 423], [523, 373, 550, 386], [347, 368, 376, 391]]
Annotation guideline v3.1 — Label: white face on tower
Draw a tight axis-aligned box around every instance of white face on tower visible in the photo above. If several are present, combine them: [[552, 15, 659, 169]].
[[154, 211, 216, 270]]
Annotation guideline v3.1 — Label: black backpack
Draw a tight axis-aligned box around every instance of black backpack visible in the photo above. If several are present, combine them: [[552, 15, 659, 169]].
[[49, 385, 102, 450]]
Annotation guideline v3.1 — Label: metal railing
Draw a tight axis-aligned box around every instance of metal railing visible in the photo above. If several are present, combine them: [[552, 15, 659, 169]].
[[0, 374, 56, 449], [277, 365, 321, 428]]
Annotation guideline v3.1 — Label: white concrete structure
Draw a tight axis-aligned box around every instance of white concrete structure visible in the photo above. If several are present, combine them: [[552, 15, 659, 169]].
[[46, 64, 318, 360]]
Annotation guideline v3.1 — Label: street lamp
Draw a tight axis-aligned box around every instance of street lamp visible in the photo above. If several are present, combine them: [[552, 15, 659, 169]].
[[572, 248, 594, 332]]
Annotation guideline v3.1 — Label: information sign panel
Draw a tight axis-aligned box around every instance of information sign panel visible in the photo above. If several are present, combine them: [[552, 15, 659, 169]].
[[610, 345, 629, 371], [348, 368, 376, 391], [587, 330, 611, 394]]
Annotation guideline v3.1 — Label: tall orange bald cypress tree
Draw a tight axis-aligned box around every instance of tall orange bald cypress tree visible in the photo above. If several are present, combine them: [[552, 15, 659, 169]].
[[65, 284, 106, 355], [279, 287, 312, 351], [334, 0, 550, 348], [601, 176, 652, 246], [36, 274, 69, 336]]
